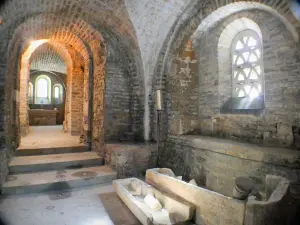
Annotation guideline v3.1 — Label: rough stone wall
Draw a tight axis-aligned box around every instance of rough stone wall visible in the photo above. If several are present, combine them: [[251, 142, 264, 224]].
[[160, 136, 299, 197], [152, 0, 300, 144], [168, 10, 300, 149], [91, 40, 106, 155], [69, 52, 84, 136], [167, 40, 199, 136], [19, 58, 30, 137], [128, 60, 144, 141], [157, 7, 300, 198], [106, 143, 157, 178], [105, 45, 132, 141]]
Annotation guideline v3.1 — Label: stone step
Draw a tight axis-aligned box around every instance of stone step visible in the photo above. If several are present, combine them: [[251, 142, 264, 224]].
[[16, 146, 88, 156], [9, 152, 104, 174], [1, 165, 116, 195]]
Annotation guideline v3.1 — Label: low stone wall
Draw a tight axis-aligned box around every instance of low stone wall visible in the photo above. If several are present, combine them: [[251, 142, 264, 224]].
[[160, 135, 300, 196], [0, 150, 9, 187], [29, 109, 57, 126], [106, 143, 157, 178]]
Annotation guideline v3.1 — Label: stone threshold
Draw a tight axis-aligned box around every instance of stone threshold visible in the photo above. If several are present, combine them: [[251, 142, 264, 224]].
[[167, 135, 300, 169]]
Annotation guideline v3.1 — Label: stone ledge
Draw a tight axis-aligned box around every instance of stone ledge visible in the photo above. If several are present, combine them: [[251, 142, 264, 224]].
[[167, 135, 300, 168]]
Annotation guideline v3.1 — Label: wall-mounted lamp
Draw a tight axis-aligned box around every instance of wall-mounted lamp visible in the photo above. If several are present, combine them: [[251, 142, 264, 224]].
[[156, 89, 162, 167], [156, 89, 162, 110]]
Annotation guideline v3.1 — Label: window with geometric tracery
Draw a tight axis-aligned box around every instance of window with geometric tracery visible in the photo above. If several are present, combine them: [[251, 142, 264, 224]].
[[231, 30, 264, 99]]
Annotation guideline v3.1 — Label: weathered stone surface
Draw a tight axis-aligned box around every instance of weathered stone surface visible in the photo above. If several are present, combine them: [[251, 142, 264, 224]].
[[161, 6, 300, 150], [277, 123, 294, 147], [29, 110, 57, 126], [106, 143, 157, 178], [160, 136, 300, 196], [113, 177, 195, 225], [245, 176, 291, 225], [146, 168, 246, 225], [0, 150, 9, 186]]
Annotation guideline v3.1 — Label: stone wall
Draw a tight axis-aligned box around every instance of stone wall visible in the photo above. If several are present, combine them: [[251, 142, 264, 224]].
[[0, 150, 8, 186], [106, 143, 157, 178], [168, 10, 300, 149], [104, 45, 132, 141], [159, 136, 300, 197], [91, 39, 106, 155]]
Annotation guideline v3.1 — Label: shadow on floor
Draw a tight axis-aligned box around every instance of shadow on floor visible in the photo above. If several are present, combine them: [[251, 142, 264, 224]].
[[0, 213, 9, 225], [99, 192, 142, 225]]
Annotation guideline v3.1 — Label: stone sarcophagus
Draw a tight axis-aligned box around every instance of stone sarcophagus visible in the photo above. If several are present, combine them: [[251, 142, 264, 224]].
[[113, 177, 195, 225], [145, 168, 290, 225]]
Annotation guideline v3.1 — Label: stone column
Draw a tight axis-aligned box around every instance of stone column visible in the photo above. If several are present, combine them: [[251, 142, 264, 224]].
[[19, 60, 30, 136], [91, 43, 106, 155], [70, 67, 84, 135]]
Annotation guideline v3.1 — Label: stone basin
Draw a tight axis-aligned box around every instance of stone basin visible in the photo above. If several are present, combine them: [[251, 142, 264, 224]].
[[113, 177, 195, 225]]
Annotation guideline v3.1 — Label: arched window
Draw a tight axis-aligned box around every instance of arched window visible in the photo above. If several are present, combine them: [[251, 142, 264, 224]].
[[54, 86, 59, 98], [36, 78, 48, 98], [53, 84, 64, 104], [231, 30, 263, 99], [28, 82, 34, 104], [35, 75, 51, 104]]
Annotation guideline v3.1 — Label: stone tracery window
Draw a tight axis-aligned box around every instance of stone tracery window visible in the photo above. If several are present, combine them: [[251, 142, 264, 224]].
[[231, 30, 263, 99]]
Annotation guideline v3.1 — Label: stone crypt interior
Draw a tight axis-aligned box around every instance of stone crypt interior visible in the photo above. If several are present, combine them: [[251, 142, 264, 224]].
[[0, 0, 300, 225]]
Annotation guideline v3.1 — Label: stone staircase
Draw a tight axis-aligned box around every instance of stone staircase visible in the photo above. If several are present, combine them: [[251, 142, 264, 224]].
[[1, 146, 116, 195]]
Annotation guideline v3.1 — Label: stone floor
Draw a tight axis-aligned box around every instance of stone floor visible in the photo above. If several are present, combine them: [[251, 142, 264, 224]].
[[19, 126, 84, 150], [0, 183, 141, 225]]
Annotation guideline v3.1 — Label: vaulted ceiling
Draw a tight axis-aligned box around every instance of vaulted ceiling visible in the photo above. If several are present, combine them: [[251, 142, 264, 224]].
[[30, 43, 66, 74]]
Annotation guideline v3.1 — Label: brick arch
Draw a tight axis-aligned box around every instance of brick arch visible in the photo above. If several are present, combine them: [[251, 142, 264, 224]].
[[0, 4, 142, 79], [29, 42, 69, 74], [8, 11, 144, 137], [0, 0, 139, 50], [9, 14, 96, 61], [151, 0, 300, 141], [155, 0, 300, 89], [4, 17, 108, 153], [18, 39, 74, 136]]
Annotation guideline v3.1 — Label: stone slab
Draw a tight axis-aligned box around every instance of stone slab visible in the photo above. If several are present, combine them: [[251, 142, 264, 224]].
[[113, 178, 195, 225], [146, 168, 245, 225], [9, 152, 104, 174], [16, 146, 88, 156], [2, 165, 116, 195], [168, 135, 300, 168]]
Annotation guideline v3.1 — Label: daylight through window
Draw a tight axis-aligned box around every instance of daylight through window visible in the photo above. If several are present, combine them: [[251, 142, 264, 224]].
[[231, 30, 263, 99]]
